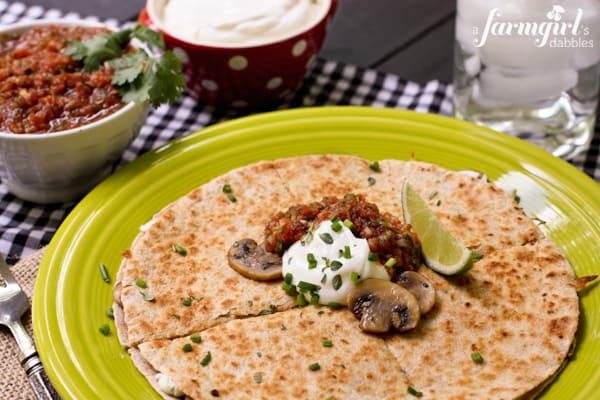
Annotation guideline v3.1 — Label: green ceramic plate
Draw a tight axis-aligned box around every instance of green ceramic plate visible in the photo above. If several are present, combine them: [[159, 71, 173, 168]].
[[33, 106, 600, 399]]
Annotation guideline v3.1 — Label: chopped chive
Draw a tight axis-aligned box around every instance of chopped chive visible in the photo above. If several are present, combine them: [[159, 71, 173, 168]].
[[369, 160, 381, 172], [343, 219, 354, 229], [281, 283, 296, 293], [99, 263, 111, 283], [173, 245, 187, 256], [367, 176, 376, 186], [297, 281, 321, 292], [182, 297, 192, 306], [384, 258, 396, 268], [200, 351, 212, 366], [343, 245, 352, 259], [328, 302, 341, 310], [350, 271, 360, 283], [331, 219, 342, 232], [190, 335, 202, 343], [407, 386, 423, 397], [182, 343, 193, 352], [276, 241, 283, 253], [270, 304, 277, 311], [428, 190, 438, 199], [471, 352, 484, 364], [297, 293, 308, 307], [284, 272, 293, 284], [105, 307, 114, 319], [330, 260, 343, 271], [368, 252, 378, 262], [258, 309, 272, 315], [135, 278, 147, 288], [248, 300, 254, 307], [222, 184, 233, 193], [307, 253, 317, 269], [310, 293, 320, 305], [256, 351, 262, 357], [436, 199, 442, 206], [254, 374, 262, 383], [319, 232, 334, 244], [309, 362, 321, 371], [321, 274, 327, 284], [226, 193, 237, 203], [99, 324, 110, 336], [332, 274, 342, 290], [322, 339, 333, 347], [471, 252, 484, 261]]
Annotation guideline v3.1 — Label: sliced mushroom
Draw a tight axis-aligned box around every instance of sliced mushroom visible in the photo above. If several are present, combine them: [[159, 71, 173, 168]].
[[227, 238, 282, 280], [347, 278, 420, 333], [396, 271, 436, 314]]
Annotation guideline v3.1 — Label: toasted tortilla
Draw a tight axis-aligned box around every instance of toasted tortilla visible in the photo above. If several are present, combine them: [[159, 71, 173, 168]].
[[115, 155, 579, 399]]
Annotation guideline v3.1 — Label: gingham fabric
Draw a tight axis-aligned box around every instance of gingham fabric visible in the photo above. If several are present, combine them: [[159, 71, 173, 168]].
[[0, 2, 598, 265]]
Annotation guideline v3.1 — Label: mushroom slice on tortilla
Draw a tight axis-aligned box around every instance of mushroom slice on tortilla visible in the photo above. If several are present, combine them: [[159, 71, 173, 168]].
[[395, 270, 436, 314], [227, 238, 283, 280], [347, 278, 421, 333]]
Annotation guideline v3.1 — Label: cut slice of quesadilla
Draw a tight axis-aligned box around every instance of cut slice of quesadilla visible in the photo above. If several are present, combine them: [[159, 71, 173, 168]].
[[384, 238, 578, 400], [115, 161, 298, 346], [137, 307, 416, 400]]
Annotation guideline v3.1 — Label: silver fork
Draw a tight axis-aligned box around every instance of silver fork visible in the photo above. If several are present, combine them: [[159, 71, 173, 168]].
[[0, 256, 58, 399]]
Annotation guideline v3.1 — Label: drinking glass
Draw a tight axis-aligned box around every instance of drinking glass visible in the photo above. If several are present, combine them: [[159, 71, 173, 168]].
[[453, 0, 600, 159]]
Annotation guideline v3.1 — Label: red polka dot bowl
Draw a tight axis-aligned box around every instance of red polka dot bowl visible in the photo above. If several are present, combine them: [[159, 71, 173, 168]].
[[139, 0, 337, 108]]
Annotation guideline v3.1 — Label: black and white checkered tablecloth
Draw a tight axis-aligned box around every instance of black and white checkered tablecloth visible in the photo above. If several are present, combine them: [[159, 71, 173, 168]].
[[1, 2, 599, 265]]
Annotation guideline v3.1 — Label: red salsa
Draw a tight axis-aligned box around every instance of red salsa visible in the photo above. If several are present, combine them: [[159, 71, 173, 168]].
[[0, 25, 125, 134], [264, 193, 423, 278]]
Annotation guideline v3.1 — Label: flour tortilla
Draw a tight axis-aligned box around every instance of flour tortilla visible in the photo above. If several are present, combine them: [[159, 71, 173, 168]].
[[114, 155, 579, 399]]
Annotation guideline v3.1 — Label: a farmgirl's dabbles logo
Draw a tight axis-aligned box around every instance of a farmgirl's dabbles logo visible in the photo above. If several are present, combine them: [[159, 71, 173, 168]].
[[473, 5, 594, 48]]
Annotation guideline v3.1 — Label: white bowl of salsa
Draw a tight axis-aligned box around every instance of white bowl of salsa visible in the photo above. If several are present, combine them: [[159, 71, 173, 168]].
[[0, 20, 149, 204]]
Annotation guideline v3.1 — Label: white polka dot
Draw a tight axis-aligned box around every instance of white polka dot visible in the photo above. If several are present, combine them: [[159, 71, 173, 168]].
[[26, 5, 44, 18], [44, 8, 62, 19], [278, 89, 293, 99], [266, 77, 283, 90], [306, 54, 317, 69], [0, 13, 16, 24], [8, 2, 25, 14], [201, 80, 218, 91], [292, 40, 307, 57], [173, 47, 190, 64], [63, 12, 81, 21], [232, 100, 248, 108], [228, 56, 248, 71]]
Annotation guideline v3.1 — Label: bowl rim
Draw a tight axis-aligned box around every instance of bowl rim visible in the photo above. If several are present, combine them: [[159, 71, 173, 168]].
[[143, 0, 338, 50], [0, 19, 140, 140]]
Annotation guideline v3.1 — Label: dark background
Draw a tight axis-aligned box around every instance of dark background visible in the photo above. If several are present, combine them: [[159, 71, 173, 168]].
[[15, 0, 456, 85]]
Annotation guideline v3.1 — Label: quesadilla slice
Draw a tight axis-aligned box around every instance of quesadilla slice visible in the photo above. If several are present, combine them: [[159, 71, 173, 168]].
[[137, 307, 415, 400], [384, 238, 578, 399], [115, 161, 298, 346]]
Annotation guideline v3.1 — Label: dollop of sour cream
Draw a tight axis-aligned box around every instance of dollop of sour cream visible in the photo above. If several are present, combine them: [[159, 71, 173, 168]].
[[282, 220, 390, 306], [159, 0, 330, 47]]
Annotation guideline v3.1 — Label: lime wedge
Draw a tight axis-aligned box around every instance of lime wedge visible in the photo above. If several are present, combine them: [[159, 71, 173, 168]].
[[401, 180, 474, 275]]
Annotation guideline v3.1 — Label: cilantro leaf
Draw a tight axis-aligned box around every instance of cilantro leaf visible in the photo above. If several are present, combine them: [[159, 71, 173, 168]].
[[109, 52, 148, 86], [63, 24, 184, 106], [132, 24, 165, 50], [148, 52, 185, 107]]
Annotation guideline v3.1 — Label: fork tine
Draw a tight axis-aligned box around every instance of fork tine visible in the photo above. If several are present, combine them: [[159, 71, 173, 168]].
[[0, 256, 20, 286]]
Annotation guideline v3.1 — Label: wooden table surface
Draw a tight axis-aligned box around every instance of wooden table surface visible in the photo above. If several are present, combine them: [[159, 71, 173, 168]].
[[17, 0, 456, 85]]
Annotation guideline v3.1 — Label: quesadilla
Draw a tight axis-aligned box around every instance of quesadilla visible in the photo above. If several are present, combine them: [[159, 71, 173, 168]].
[[114, 154, 579, 399]]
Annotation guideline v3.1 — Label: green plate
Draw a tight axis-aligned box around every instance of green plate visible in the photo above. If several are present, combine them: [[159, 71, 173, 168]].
[[33, 106, 600, 399]]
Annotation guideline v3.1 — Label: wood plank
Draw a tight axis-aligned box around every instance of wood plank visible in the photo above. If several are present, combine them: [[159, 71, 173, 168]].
[[16, 0, 145, 21], [320, 0, 455, 68], [375, 17, 455, 84]]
